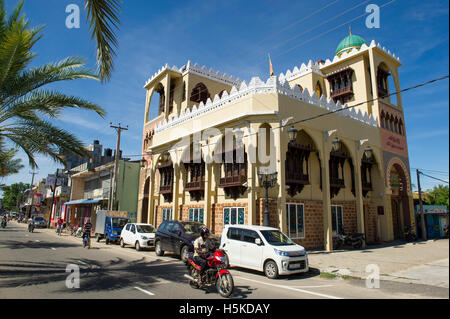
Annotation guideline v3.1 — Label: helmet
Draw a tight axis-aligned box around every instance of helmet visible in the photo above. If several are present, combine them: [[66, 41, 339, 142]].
[[200, 227, 210, 237]]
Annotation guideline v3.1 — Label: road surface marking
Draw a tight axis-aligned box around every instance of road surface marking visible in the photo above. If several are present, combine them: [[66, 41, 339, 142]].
[[235, 276, 343, 299], [35, 240, 40, 242], [51, 247, 56, 250], [77, 260, 89, 266], [292, 285, 333, 288], [134, 286, 155, 296]]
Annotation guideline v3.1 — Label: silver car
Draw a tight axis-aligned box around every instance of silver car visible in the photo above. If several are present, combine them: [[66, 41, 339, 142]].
[[33, 216, 47, 228]]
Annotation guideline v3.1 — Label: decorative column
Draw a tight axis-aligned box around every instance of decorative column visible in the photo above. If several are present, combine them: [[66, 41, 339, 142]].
[[247, 124, 257, 226], [353, 142, 366, 247], [148, 167, 155, 225], [273, 125, 287, 232], [321, 132, 333, 252], [164, 73, 171, 120]]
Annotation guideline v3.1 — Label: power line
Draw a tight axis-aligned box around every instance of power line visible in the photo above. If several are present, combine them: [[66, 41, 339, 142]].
[[226, 0, 342, 63], [411, 168, 449, 175], [252, 0, 397, 69], [240, 0, 373, 68], [144, 74, 449, 157], [419, 171, 449, 184]]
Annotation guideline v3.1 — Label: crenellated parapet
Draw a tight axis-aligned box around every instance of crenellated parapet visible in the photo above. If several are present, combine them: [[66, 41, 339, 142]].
[[182, 60, 241, 87], [154, 75, 377, 133]]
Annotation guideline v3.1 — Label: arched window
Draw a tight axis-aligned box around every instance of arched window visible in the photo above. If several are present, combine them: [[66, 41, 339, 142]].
[[398, 119, 404, 135], [315, 81, 323, 98], [182, 81, 186, 102], [297, 84, 303, 92], [380, 111, 385, 128], [190, 82, 210, 104]]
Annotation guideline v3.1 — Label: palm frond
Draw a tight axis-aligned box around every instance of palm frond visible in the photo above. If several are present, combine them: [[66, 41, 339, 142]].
[[85, 0, 121, 82]]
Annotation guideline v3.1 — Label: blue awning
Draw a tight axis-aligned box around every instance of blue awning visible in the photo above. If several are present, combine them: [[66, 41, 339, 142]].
[[65, 199, 104, 205]]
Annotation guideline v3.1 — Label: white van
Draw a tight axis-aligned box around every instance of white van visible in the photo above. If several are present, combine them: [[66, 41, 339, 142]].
[[220, 225, 308, 279]]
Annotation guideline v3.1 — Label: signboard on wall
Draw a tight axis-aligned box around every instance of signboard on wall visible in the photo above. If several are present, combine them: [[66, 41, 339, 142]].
[[381, 131, 408, 156]]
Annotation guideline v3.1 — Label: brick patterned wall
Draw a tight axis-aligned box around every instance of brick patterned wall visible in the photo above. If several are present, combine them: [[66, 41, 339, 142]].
[[286, 200, 325, 250], [364, 204, 378, 244], [212, 202, 248, 235], [332, 201, 357, 234], [256, 198, 279, 227], [155, 205, 172, 228]]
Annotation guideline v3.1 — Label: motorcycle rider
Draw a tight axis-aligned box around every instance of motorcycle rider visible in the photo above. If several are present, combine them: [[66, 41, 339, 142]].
[[193, 227, 214, 284], [27, 217, 35, 232]]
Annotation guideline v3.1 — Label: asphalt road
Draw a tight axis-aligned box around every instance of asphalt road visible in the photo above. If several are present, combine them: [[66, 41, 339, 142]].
[[0, 221, 447, 299]]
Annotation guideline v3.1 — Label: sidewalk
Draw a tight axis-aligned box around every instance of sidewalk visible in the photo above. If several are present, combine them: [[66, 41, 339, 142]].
[[307, 239, 449, 288]]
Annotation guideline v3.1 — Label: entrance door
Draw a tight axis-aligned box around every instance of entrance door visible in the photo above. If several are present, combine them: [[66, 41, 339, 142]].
[[391, 199, 402, 240]]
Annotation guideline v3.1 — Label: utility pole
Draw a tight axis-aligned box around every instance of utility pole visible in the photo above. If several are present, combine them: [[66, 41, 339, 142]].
[[27, 171, 38, 218], [416, 169, 427, 240], [110, 123, 128, 211], [47, 169, 61, 228]]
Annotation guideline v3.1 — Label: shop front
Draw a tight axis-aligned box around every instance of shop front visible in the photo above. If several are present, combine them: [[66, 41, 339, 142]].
[[415, 205, 448, 239]]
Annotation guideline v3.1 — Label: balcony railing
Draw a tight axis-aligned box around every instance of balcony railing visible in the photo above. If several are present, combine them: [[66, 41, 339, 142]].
[[159, 184, 173, 194], [330, 178, 345, 188], [362, 181, 372, 191], [286, 171, 310, 185], [185, 180, 205, 191], [219, 175, 247, 188], [330, 86, 353, 99]]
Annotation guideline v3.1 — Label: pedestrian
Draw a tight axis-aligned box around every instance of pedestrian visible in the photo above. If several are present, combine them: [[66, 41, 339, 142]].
[[56, 217, 63, 236]]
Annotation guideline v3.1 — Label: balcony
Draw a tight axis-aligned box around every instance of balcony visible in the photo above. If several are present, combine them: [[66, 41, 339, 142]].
[[286, 171, 310, 185], [185, 180, 205, 192], [219, 175, 247, 188], [330, 86, 353, 102], [159, 184, 173, 194]]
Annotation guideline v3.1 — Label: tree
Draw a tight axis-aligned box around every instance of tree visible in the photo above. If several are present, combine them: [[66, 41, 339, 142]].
[[0, 0, 106, 169], [426, 185, 449, 208], [85, 0, 121, 82], [0, 182, 30, 212]]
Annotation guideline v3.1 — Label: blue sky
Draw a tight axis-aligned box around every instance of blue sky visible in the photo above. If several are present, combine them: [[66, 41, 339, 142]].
[[1, 0, 449, 192]]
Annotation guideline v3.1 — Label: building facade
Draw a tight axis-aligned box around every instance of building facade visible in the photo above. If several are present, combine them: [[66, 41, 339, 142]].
[[66, 159, 140, 226], [137, 33, 415, 251]]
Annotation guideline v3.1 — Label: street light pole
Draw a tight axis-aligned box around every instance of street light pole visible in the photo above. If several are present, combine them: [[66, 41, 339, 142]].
[[263, 175, 270, 227]]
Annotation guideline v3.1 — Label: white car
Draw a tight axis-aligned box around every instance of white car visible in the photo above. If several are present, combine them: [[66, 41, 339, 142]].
[[220, 225, 309, 279], [120, 223, 156, 251]]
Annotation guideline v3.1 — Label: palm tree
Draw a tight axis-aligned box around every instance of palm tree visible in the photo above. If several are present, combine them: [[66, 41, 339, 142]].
[[0, 0, 106, 169], [0, 138, 23, 178], [85, 0, 121, 82]]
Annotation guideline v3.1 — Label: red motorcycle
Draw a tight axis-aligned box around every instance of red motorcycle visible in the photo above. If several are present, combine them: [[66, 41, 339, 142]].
[[184, 249, 234, 298]]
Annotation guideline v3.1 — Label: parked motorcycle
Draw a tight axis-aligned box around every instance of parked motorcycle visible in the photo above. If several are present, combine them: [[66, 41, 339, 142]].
[[1, 219, 6, 228], [83, 232, 91, 249], [443, 225, 448, 239], [334, 227, 365, 249], [28, 222, 35, 233], [403, 226, 417, 242], [184, 249, 234, 298]]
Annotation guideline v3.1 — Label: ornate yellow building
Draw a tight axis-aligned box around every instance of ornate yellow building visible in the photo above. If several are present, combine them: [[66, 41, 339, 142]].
[[137, 33, 414, 251]]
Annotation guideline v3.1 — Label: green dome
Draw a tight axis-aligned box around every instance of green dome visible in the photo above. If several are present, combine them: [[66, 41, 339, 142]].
[[335, 34, 367, 56]]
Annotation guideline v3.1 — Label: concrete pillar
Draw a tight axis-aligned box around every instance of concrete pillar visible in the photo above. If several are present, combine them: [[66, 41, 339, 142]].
[[321, 133, 333, 252]]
